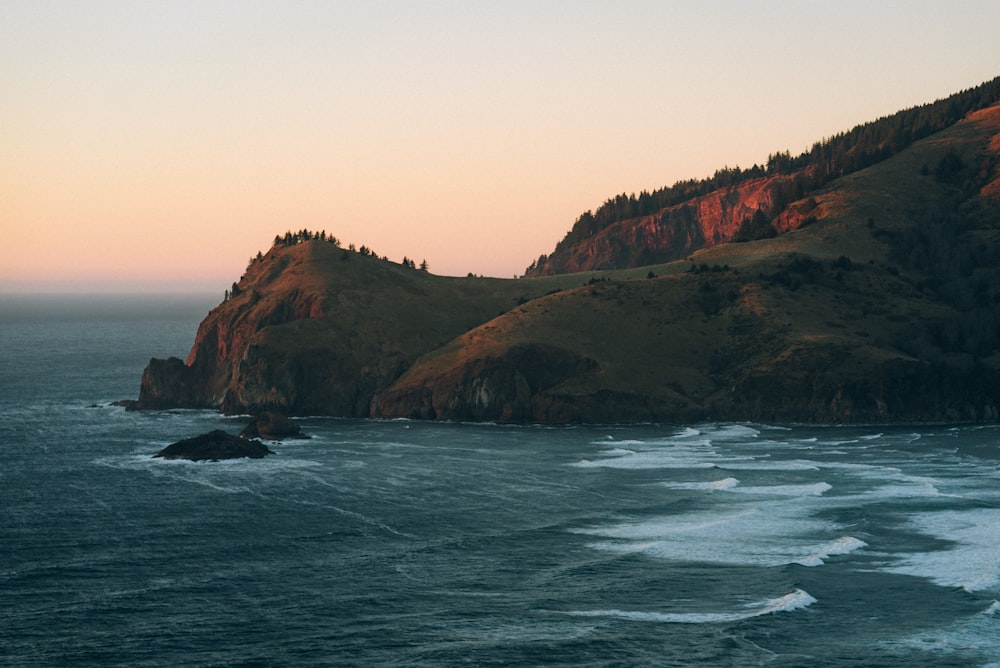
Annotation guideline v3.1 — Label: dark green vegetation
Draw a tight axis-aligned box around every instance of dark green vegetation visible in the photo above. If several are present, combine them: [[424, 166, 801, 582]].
[[138, 79, 1000, 424], [527, 76, 1000, 276]]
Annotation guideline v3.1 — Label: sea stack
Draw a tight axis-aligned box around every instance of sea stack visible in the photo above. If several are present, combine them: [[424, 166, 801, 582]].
[[154, 430, 273, 462], [240, 412, 303, 440]]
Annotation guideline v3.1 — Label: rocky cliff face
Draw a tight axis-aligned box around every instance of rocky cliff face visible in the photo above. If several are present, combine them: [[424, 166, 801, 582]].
[[527, 174, 810, 276], [135, 241, 560, 416], [138, 275, 328, 412], [136, 102, 1000, 425]]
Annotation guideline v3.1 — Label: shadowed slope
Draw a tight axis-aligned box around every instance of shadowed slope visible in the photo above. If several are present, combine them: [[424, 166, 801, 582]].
[[138, 100, 1000, 424], [373, 104, 1000, 423]]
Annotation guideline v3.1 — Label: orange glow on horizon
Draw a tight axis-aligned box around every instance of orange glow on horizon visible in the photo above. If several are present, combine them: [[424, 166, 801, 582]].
[[3, 2, 998, 292]]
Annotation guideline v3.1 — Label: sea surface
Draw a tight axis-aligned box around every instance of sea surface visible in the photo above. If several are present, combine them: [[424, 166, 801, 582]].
[[3, 294, 1000, 666]]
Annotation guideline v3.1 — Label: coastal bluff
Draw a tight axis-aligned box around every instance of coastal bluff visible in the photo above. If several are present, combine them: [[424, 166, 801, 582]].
[[136, 100, 1000, 425]]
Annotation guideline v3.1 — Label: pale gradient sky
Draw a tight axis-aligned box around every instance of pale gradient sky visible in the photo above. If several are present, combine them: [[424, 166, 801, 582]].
[[2, 1, 999, 292]]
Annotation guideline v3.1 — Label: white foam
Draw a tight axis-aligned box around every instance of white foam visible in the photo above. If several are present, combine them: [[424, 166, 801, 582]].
[[836, 464, 945, 499], [572, 434, 766, 470], [571, 454, 718, 470], [886, 508, 1000, 592], [701, 424, 762, 441], [882, 598, 1000, 659], [717, 460, 820, 471], [594, 439, 646, 446], [730, 482, 832, 497], [569, 588, 816, 624], [795, 536, 868, 567], [599, 448, 637, 457], [662, 477, 740, 492], [576, 500, 851, 568]]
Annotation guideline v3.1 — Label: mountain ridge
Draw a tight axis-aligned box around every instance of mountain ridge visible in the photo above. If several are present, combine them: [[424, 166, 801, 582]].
[[526, 76, 1000, 277], [136, 79, 1000, 424]]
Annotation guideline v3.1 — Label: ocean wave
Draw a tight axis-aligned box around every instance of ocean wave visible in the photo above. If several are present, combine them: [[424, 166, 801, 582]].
[[662, 477, 740, 492], [730, 482, 832, 497], [576, 499, 856, 568], [717, 460, 820, 471], [599, 448, 637, 457], [568, 588, 816, 624], [570, 456, 717, 470], [885, 508, 1000, 592], [795, 536, 868, 567]]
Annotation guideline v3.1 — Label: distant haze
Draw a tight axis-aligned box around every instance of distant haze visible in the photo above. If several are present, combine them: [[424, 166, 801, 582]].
[[3, 0, 999, 292]]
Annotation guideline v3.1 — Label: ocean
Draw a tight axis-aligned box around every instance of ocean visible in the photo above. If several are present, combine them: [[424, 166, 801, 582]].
[[2, 294, 1000, 667]]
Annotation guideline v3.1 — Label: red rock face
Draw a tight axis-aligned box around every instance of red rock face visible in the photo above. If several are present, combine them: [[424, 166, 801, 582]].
[[529, 174, 806, 275]]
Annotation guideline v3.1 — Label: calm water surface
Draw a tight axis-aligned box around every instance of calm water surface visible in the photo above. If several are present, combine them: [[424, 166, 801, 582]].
[[3, 295, 1000, 666]]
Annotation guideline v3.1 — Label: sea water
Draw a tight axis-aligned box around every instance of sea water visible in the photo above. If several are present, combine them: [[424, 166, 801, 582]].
[[3, 295, 1000, 666]]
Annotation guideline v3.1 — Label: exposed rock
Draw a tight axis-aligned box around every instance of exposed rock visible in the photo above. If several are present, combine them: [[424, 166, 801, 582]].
[[132, 93, 1000, 426], [240, 411, 303, 440], [133, 356, 214, 410], [134, 241, 555, 417], [372, 344, 601, 423], [153, 430, 273, 461], [525, 175, 805, 276]]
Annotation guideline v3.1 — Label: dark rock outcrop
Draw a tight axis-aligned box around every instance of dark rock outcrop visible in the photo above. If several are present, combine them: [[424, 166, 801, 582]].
[[134, 356, 215, 410], [372, 344, 601, 423], [153, 430, 273, 461], [240, 412, 303, 440], [134, 241, 551, 417], [133, 93, 1000, 426], [525, 175, 807, 276]]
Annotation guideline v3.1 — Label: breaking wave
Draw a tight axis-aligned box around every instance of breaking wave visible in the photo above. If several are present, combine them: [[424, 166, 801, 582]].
[[569, 588, 816, 624]]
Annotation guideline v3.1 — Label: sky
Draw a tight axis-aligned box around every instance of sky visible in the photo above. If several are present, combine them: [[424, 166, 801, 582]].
[[2, 1, 999, 293]]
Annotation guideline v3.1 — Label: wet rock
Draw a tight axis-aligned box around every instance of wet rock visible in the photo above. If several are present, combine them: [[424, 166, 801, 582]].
[[154, 430, 273, 461], [240, 411, 303, 440]]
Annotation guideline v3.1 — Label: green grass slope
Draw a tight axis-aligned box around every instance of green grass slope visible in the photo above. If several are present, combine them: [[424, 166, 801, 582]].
[[372, 104, 1000, 424], [140, 102, 1000, 423]]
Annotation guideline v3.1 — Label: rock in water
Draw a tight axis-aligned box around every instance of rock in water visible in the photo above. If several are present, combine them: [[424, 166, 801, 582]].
[[240, 412, 302, 440], [154, 430, 273, 461]]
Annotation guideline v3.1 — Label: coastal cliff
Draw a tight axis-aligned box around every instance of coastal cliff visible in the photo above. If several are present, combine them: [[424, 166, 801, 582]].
[[524, 174, 813, 276], [137, 95, 1000, 425], [137, 241, 568, 416]]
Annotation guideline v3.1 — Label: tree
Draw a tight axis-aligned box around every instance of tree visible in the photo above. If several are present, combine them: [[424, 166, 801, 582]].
[[419, 259, 429, 272]]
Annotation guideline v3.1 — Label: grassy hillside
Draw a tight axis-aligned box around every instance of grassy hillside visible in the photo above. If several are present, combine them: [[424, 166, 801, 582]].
[[373, 103, 1000, 423], [527, 76, 1000, 276], [140, 97, 1000, 424]]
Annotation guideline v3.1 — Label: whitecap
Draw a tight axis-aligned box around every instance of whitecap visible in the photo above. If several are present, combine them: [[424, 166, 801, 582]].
[[592, 439, 646, 447], [570, 454, 718, 470], [662, 477, 740, 492], [717, 460, 820, 471], [837, 464, 944, 499], [795, 536, 867, 567], [730, 482, 832, 497], [881, 598, 1000, 659], [599, 448, 637, 457], [568, 588, 816, 624], [885, 508, 1000, 592], [704, 424, 761, 440]]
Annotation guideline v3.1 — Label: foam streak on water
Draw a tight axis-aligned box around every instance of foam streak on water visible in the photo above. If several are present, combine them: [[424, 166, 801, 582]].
[[570, 588, 817, 624]]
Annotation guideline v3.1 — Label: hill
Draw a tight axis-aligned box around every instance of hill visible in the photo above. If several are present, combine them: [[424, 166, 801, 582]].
[[526, 76, 1000, 276], [137, 81, 1000, 424]]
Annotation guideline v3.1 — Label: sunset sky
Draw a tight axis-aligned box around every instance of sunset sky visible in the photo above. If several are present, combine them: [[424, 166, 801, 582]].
[[3, 1, 999, 293]]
